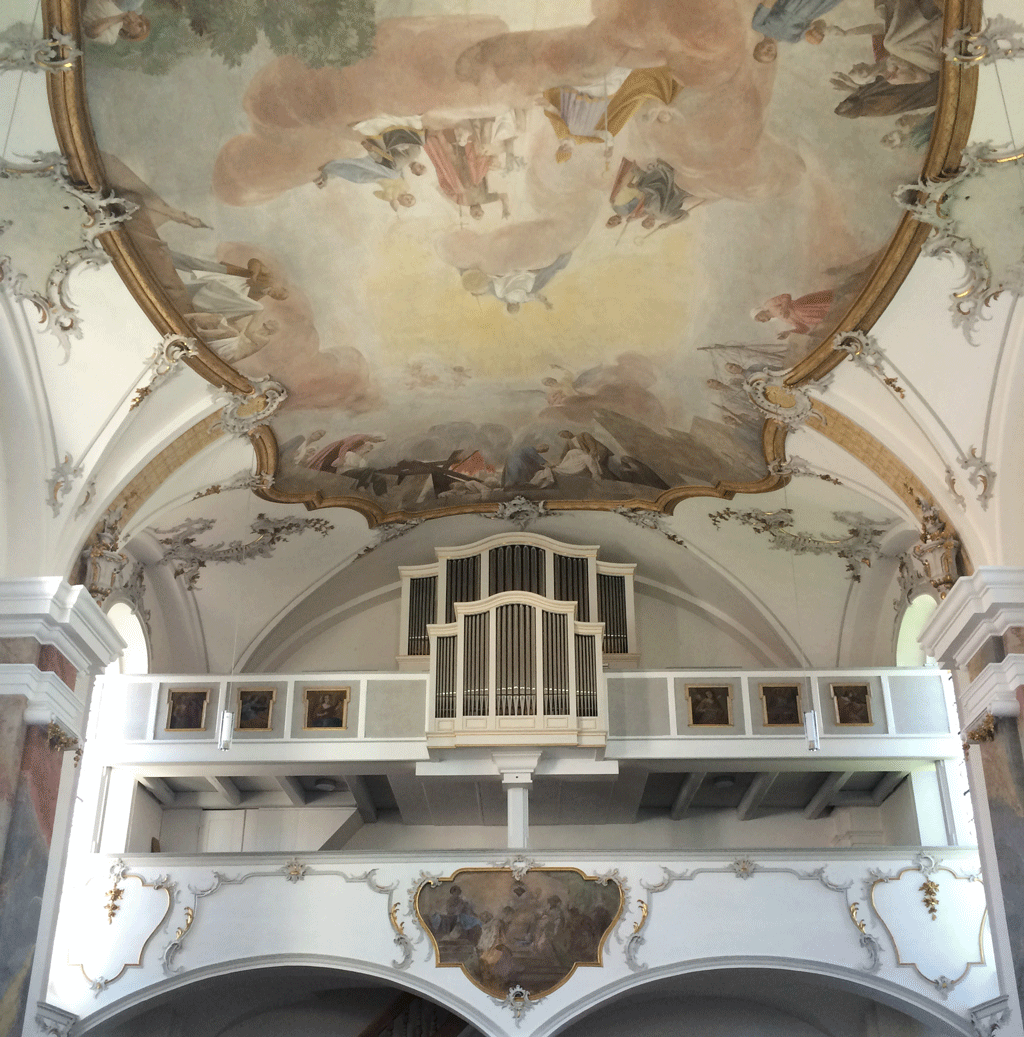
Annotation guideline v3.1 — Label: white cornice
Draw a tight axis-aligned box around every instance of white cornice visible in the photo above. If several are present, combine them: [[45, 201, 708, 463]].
[[0, 578, 124, 674], [0, 664, 86, 737], [957, 655, 1024, 730], [919, 567, 1024, 666]]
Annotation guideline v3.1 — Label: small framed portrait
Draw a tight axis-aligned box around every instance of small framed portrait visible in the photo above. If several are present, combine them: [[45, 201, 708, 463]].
[[235, 687, 276, 732], [303, 687, 350, 730], [830, 683, 873, 726], [166, 688, 210, 731], [760, 683, 802, 727], [685, 685, 733, 727]]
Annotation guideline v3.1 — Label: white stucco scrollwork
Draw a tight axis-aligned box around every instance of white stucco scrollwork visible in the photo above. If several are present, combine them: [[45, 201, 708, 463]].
[[210, 376, 288, 436], [0, 153, 137, 362]]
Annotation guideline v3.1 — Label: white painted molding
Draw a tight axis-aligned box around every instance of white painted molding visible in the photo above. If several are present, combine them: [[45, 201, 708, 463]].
[[0, 577, 124, 674], [958, 655, 1024, 729], [0, 664, 86, 737], [920, 568, 1024, 666]]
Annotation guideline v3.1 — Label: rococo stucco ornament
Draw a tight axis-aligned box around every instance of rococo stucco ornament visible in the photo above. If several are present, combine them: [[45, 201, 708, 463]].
[[131, 334, 199, 409], [46, 453, 84, 517], [209, 376, 288, 436], [614, 507, 688, 547], [743, 369, 823, 429], [487, 496, 552, 530], [767, 454, 842, 485], [911, 496, 962, 596], [81, 509, 128, 604], [0, 27, 81, 74], [707, 507, 896, 582], [192, 469, 275, 501], [0, 153, 137, 361], [895, 142, 1024, 345], [832, 331, 995, 509], [832, 330, 905, 398], [153, 511, 333, 590], [944, 15, 1024, 63]]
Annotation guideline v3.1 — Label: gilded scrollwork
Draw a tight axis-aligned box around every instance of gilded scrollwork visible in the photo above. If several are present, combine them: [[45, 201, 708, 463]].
[[0, 29, 81, 73], [868, 855, 987, 996], [895, 143, 1024, 346], [160, 861, 412, 975], [71, 861, 176, 992], [210, 377, 288, 436], [944, 15, 1024, 63]]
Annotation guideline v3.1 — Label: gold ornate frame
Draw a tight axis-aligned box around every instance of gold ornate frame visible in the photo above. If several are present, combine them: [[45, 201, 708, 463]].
[[413, 865, 624, 1000], [42, 0, 982, 525], [685, 684, 734, 728], [302, 686, 350, 731], [759, 682, 803, 727], [235, 685, 277, 732], [829, 682, 874, 727], [164, 687, 210, 732]]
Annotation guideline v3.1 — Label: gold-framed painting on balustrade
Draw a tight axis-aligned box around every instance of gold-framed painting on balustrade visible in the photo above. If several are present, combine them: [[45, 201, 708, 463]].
[[759, 683, 802, 727], [685, 684, 733, 727], [235, 686, 276, 731], [830, 682, 873, 726], [165, 688, 210, 731], [414, 865, 623, 999], [302, 687, 350, 730]]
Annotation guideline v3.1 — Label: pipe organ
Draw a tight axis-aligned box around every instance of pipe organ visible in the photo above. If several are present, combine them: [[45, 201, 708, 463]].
[[400, 534, 637, 666], [399, 534, 634, 746]]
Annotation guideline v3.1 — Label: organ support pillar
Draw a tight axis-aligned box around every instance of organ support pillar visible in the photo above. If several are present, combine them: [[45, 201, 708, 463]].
[[494, 751, 541, 850]]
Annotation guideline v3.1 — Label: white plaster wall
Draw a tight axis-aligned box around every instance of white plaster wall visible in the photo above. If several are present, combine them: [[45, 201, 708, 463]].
[[273, 594, 402, 672], [125, 785, 162, 854], [47, 850, 994, 1037], [265, 583, 784, 674], [632, 590, 771, 669], [158, 807, 357, 853], [342, 813, 882, 852]]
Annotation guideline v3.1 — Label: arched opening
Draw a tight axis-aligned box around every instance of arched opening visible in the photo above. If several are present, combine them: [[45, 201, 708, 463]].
[[104, 601, 150, 675], [77, 966, 475, 1037], [895, 594, 939, 668], [550, 965, 968, 1037]]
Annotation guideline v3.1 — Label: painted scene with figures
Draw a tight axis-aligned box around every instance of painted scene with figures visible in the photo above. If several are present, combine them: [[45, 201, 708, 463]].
[[74, 0, 950, 516]]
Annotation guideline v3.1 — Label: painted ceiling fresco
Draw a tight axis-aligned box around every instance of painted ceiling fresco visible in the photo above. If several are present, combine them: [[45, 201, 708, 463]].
[[69, 0, 962, 520]]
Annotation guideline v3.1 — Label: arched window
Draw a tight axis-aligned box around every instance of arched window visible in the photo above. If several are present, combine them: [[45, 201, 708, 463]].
[[104, 601, 150, 675], [895, 594, 938, 667]]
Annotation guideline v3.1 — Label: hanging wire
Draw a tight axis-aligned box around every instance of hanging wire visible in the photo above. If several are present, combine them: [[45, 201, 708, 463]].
[[1, 1, 43, 160]]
